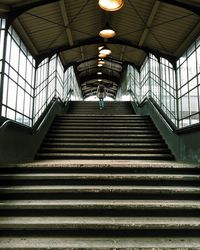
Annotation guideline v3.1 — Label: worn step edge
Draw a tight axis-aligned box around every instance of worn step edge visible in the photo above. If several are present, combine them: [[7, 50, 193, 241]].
[[38, 148, 170, 153], [36, 153, 174, 160], [45, 134, 162, 138], [0, 200, 199, 210], [0, 185, 198, 194], [0, 216, 200, 230], [43, 138, 164, 143], [0, 174, 198, 181], [49, 127, 157, 130], [41, 143, 167, 148]]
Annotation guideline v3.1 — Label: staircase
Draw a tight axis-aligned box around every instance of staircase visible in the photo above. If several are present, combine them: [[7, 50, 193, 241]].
[[1, 101, 199, 248], [36, 101, 174, 160], [0, 162, 200, 248]]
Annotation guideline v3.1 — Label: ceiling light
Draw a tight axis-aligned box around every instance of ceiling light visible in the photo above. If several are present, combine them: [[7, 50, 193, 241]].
[[98, 79, 102, 82], [99, 53, 107, 58], [100, 47, 111, 55], [98, 72, 102, 75], [99, 23, 116, 38], [98, 46, 104, 51], [98, 0, 124, 11], [98, 64, 103, 67], [98, 61, 105, 65]]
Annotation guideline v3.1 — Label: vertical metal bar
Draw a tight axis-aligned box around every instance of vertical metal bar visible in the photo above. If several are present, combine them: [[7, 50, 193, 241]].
[[55, 55, 58, 98], [0, 22, 8, 116], [46, 57, 50, 106], [148, 56, 151, 98], [175, 63, 180, 128], [32, 63, 37, 126], [158, 58, 162, 108], [195, 42, 200, 124]]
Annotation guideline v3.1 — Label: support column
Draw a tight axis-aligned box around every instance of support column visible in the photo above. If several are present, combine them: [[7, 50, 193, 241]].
[[0, 21, 8, 116]]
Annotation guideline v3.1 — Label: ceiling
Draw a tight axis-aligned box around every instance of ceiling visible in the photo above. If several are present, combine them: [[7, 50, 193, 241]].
[[0, 0, 200, 99]]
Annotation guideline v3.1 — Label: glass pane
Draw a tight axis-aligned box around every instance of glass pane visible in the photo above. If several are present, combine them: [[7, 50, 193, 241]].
[[187, 52, 197, 80], [10, 40, 19, 71], [7, 79, 17, 109], [17, 87, 24, 113]]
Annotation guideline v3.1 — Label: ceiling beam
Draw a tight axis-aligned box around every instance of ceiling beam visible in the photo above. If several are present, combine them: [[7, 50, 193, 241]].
[[8, 0, 59, 24], [120, 46, 126, 61], [139, 1, 160, 46], [13, 19, 38, 55], [83, 88, 116, 96], [175, 21, 200, 57], [158, 0, 200, 16], [0, 4, 10, 12], [58, 0, 74, 46], [84, 91, 115, 99], [35, 37, 177, 68], [80, 74, 120, 85], [78, 66, 122, 75], [80, 47, 85, 61], [77, 57, 123, 67]]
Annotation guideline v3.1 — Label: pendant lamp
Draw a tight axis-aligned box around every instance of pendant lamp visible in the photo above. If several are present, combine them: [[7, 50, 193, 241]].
[[98, 0, 124, 11]]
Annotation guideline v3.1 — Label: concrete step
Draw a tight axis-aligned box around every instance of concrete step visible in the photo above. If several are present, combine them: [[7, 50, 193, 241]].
[[48, 129, 159, 134], [41, 143, 166, 148], [1, 162, 199, 175], [43, 138, 164, 143], [68, 112, 135, 115], [56, 114, 150, 119], [0, 173, 198, 182], [38, 148, 170, 154], [50, 126, 157, 130], [1, 185, 198, 194], [45, 133, 162, 138], [0, 199, 199, 210], [51, 123, 155, 127], [0, 216, 199, 230], [36, 153, 174, 160], [0, 235, 200, 250], [0, 236, 199, 249]]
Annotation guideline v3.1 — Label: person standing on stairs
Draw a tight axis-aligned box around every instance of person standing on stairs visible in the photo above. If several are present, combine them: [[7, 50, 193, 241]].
[[97, 83, 106, 109]]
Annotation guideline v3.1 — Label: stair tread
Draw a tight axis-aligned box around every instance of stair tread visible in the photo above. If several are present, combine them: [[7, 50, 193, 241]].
[[0, 216, 200, 229], [49, 130, 158, 133], [56, 114, 148, 117], [44, 138, 164, 142], [0, 173, 198, 180], [36, 153, 173, 158], [0, 236, 199, 249], [0, 199, 199, 209], [50, 127, 156, 130], [45, 134, 162, 137], [42, 143, 166, 147], [39, 148, 169, 152], [0, 185, 199, 193]]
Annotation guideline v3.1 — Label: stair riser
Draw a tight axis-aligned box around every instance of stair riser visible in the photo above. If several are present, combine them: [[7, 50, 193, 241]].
[[41, 144, 167, 148], [1, 167, 199, 174], [0, 209, 199, 217], [38, 149, 171, 154], [43, 139, 165, 143], [36, 154, 174, 160], [50, 126, 157, 130], [0, 191, 198, 198], [0, 229, 200, 236], [45, 134, 162, 138]]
